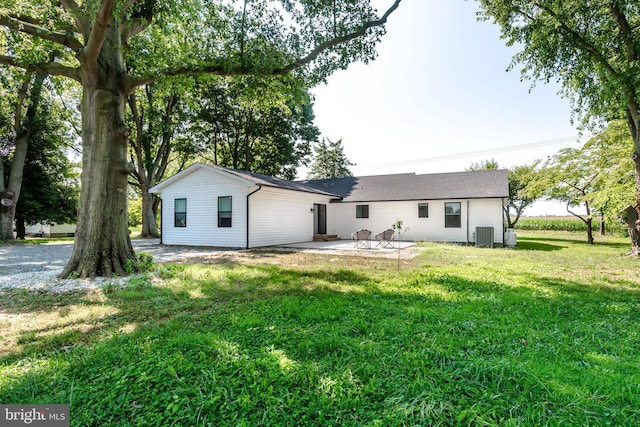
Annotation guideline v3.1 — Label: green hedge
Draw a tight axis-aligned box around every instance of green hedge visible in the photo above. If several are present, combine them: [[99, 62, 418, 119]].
[[515, 217, 628, 236]]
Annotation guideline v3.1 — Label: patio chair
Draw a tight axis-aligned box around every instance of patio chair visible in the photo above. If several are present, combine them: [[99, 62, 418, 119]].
[[351, 229, 371, 249], [374, 228, 394, 248]]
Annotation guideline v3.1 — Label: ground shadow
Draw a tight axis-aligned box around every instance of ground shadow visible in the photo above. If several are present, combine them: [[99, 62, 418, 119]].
[[1, 260, 639, 425], [514, 238, 566, 251]]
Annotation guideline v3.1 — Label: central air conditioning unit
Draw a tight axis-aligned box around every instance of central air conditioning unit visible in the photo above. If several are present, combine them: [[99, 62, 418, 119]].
[[475, 227, 494, 248]]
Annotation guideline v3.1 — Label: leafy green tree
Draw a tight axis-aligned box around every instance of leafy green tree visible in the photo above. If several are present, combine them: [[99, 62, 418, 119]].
[[581, 121, 635, 234], [466, 158, 499, 171], [542, 148, 600, 244], [467, 159, 541, 228], [127, 80, 189, 238], [477, 0, 640, 253], [0, 69, 48, 240], [193, 75, 318, 180], [505, 163, 543, 228], [15, 155, 79, 240], [0, 0, 402, 277], [307, 137, 354, 179]]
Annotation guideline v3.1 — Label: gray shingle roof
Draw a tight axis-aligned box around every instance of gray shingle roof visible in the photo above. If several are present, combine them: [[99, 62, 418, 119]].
[[214, 165, 339, 197], [150, 163, 509, 202], [298, 170, 509, 202]]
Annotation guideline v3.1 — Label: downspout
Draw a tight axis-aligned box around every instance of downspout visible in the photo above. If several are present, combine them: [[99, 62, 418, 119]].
[[502, 197, 506, 245], [466, 200, 470, 245], [159, 197, 163, 245], [246, 185, 262, 249]]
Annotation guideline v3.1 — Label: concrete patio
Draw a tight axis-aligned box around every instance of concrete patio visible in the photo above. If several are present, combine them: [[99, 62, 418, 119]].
[[262, 239, 421, 259], [279, 240, 414, 251]]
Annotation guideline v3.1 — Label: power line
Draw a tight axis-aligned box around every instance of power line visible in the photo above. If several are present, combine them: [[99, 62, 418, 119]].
[[367, 135, 587, 169]]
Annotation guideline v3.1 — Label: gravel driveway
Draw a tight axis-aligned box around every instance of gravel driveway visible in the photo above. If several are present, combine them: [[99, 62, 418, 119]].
[[0, 239, 419, 293], [0, 240, 239, 292]]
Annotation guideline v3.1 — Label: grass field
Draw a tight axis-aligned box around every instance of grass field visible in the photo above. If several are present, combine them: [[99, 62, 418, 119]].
[[1, 231, 639, 426]]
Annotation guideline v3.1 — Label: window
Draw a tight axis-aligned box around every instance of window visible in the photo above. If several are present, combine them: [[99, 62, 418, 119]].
[[445, 202, 461, 228], [174, 198, 186, 227], [218, 196, 232, 227], [356, 204, 369, 218], [418, 203, 429, 218]]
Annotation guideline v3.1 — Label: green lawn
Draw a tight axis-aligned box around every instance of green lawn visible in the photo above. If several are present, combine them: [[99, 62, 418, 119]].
[[1, 232, 639, 426]]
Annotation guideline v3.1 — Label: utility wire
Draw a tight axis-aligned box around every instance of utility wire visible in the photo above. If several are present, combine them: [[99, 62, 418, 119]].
[[367, 135, 587, 169]]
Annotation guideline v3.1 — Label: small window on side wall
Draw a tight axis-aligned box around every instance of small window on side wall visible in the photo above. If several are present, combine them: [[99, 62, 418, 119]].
[[218, 196, 232, 227], [356, 204, 369, 218], [445, 202, 461, 228], [418, 203, 429, 218], [174, 198, 187, 227]]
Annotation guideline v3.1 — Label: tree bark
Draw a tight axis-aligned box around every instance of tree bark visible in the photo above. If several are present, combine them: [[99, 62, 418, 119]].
[[140, 190, 160, 238], [60, 23, 136, 279], [0, 72, 46, 240], [621, 205, 640, 255], [586, 218, 594, 245], [15, 213, 26, 239], [0, 194, 17, 240], [622, 117, 640, 255]]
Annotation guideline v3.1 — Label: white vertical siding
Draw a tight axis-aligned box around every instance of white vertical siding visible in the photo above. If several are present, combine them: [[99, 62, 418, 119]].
[[160, 167, 249, 247], [249, 187, 334, 247], [328, 198, 504, 244], [468, 198, 505, 244]]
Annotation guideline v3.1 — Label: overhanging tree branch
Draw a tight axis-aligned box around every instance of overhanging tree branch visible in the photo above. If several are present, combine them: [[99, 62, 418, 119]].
[[0, 14, 83, 52], [120, 0, 154, 47], [127, 0, 402, 90], [609, 1, 639, 63], [274, 0, 402, 75], [4, 13, 77, 34], [84, 0, 117, 63], [59, 0, 85, 35], [0, 55, 80, 81], [127, 64, 230, 90], [531, 2, 618, 77], [13, 72, 34, 133]]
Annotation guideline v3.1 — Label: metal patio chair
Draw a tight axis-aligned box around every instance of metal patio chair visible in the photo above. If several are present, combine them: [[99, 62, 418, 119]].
[[351, 229, 371, 249], [375, 228, 394, 248]]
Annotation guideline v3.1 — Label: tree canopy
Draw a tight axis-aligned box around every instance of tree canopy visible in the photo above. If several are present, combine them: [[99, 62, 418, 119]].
[[192, 75, 318, 180], [531, 121, 635, 243], [307, 137, 354, 179], [477, 0, 640, 253], [466, 158, 541, 228], [0, 0, 402, 277]]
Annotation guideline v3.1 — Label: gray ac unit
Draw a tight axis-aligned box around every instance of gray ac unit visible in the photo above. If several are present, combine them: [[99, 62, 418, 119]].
[[475, 227, 494, 248]]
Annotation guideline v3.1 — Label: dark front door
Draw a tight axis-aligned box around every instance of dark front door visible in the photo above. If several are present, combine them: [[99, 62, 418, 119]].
[[314, 204, 326, 235]]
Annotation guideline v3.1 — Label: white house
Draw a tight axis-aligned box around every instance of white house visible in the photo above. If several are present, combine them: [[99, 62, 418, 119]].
[[25, 222, 76, 237], [148, 163, 510, 248]]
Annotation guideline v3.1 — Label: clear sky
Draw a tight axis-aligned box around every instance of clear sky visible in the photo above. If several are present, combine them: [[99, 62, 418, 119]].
[[308, 1, 588, 215]]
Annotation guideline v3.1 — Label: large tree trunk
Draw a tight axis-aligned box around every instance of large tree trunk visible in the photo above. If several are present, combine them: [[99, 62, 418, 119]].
[[60, 24, 136, 279], [0, 196, 17, 240], [0, 72, 45, 240], [623, 119, 640, 255], [0, 132, 29, 241], [140, 189, 160, 238], [128, 89, 172, 239], [621, 205, 640, 255], [15, 213, 26, 239]]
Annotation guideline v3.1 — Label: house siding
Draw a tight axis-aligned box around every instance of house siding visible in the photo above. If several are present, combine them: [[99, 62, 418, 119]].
[[467, 198, 505, 244], [249, 187, 334, 247], [160, 167, 249, 247], [329, 198, 504, 244], [151, 164, 508, 248], [25, 223, 76, 237]]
